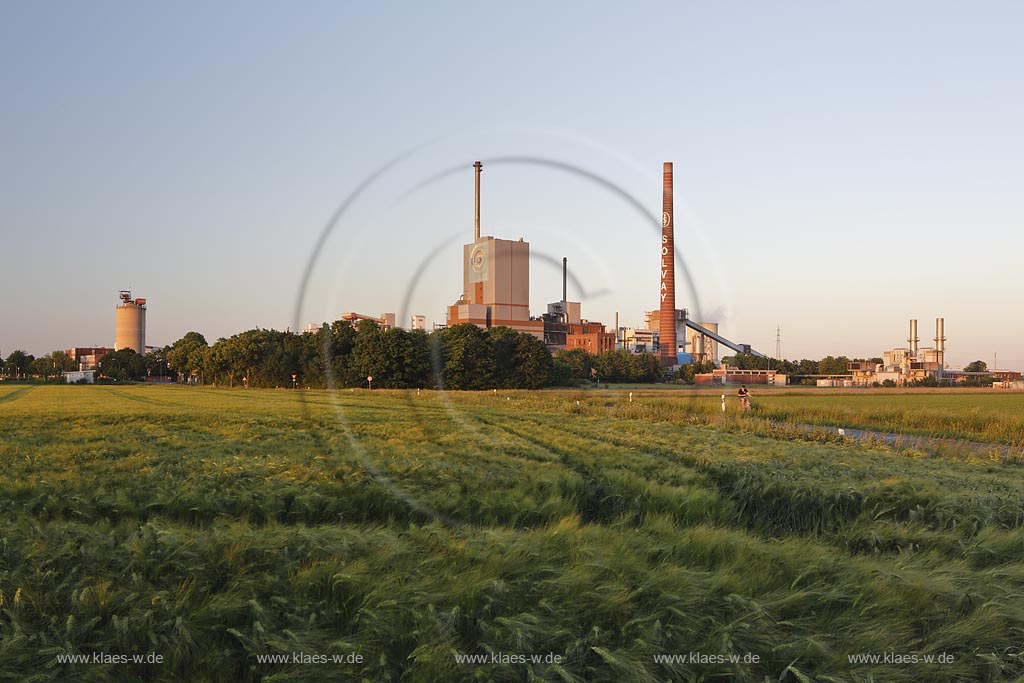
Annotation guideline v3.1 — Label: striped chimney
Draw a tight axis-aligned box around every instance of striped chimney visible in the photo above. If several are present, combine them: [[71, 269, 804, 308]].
[[659, 162, 677, 366]]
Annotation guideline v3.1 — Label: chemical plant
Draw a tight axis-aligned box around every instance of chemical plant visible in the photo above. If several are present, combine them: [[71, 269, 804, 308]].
[[846, 318, 1021, 387], [440, 160, 768, 372], [53, 163, 1016, 386]]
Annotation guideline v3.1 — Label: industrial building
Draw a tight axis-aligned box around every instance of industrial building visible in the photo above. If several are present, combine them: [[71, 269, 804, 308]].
[[849, 318, 948, 386], [341, 312, 397, 330], [537, 257, 616, 352], [65, 346, 115, 371], [626, 308, 759, 369], [446, 162, 545, 339], [64, 369, 95, 384], [686, 322, 719, 364], [115, 291, 147, 354], [694, 364, 786, 385], [639, 310, 723, 364]]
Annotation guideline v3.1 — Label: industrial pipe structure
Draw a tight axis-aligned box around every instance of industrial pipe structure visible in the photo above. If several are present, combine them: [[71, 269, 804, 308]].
[[684, 319, 767, 359]]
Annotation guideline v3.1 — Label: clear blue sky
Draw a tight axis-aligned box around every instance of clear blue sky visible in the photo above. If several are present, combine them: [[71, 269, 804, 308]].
[[3, 2, 1022, 369]]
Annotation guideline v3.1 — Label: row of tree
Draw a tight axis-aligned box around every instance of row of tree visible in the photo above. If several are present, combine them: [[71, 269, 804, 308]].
[[552, 348, 665, 384], [161, 322, 556, 390], [720, 353, 874, 377], [1, 350, 77, 380], [2, 338, 1001, 389]]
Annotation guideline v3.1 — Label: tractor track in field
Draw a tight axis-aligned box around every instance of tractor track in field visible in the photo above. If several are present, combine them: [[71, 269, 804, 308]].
[[108, 388, 184, 409], [463, 408, 714, 490], [0, 385, 36, 405], [468, 408, 711, 472]]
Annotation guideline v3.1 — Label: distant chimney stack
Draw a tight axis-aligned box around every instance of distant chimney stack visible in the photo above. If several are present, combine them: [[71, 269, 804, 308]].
[[473, 161, 482, 242], [909, 319, 919, 356], [562, 257, 567, 305]]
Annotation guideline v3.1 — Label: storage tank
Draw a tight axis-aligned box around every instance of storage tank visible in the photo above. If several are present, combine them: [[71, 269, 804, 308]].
[[115, 291, 146, 354], [685, 322, 719, 363]]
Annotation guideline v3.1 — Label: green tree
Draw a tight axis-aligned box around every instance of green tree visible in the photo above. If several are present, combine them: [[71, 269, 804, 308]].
[[964, 360, 988, 373], [721, 353, 766, 370], [328, 320, 360, 387], [549, 359, 577, 386], [207, 338, 235, 387], [770, 358, 798, 375], [30, 351, 75, 380], [298, 324, 329, 388], [631, 352, 664, 382], [435, 324, 496, 390], [233, 329, 279, 388], [30, 356, 52, 379], [403, 330, 432, 388], [678, 360, 716, 384], [98, 349, 147, 381], [797, 359, 819, 375], [819, 356, 851, 375], [489, 327, 520, 387], [552, 348, 594, 381], [167, 332, 209, 384], [143, 348, 170, 380], [5, 350, 33, 379], [350, 320, 388, 387], [510, 333, 553, 388]]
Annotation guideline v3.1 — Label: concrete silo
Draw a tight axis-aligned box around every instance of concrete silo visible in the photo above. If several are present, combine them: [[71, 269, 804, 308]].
[[115, 291, 147, 354]]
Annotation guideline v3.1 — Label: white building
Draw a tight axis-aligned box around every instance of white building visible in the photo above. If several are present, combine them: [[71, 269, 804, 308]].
[[65, 370, 96, 384]]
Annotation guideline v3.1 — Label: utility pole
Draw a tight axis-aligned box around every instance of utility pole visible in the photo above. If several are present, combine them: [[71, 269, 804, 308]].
[[774, 326, 781, 371]]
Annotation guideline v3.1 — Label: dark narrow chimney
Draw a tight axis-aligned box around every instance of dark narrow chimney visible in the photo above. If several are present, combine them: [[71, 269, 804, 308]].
[[659, 162, 677, 366], [562, 257, 567, 304], [473, 161, 482, 242]]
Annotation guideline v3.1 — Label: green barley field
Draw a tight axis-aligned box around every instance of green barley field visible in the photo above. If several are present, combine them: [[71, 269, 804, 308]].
[[1, 384, 1023, 682]]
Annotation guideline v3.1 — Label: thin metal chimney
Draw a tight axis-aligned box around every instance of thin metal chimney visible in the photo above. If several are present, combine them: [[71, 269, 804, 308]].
[[473, 161, 482, 242], [562, 257, 567, 304], [659, 162, 677, 366], [934, 317, 946, 378], [908, 319, 919, 356]]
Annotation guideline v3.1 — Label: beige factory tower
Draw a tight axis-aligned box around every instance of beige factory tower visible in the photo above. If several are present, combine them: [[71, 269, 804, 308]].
[[115, 291, 147, 354], [446, 162, 544, 339]]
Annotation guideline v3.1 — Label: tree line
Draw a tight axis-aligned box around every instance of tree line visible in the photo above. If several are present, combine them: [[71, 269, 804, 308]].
[[155, 321, 681, 390], [5, 335, 999, 389], [158, 322, 557, 390], [719, 353, 873, 377]]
